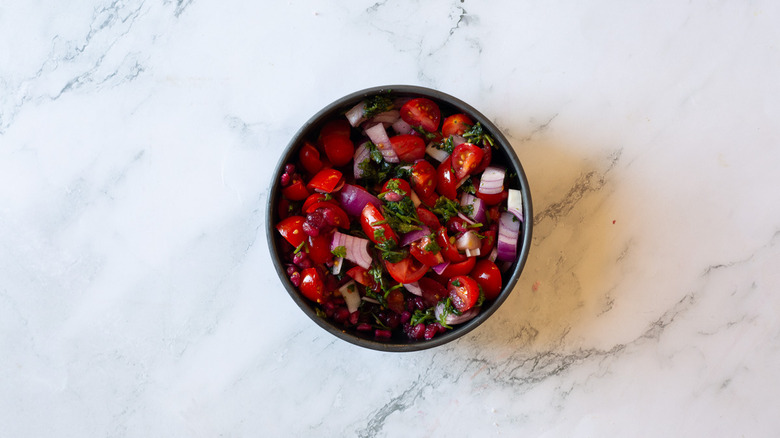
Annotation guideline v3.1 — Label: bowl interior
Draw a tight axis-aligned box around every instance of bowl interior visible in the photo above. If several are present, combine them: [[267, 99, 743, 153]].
[[267, 85, 532, 352]]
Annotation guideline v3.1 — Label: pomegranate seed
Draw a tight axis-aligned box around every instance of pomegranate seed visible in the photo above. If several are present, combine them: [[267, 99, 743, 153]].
[[356, 323, 372, 331], [400, 311, 411, 324], [404, 323, 425, 340], [302, 221, 319, 237], [280, 173, 291, 187], [334, 307, 350, 323], [289, 271, 301, 287], [375, 329, 392, 339], [284, 164, 296, 174], [321, 208, 339, 226], [349, 311, 359, 325], [424, 324, 438, 340], [286, 265, 297, 276], [293, 251, 312, 269]]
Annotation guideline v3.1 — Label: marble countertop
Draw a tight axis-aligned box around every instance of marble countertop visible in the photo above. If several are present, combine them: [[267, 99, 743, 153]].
[[3, 1, 779, 436]]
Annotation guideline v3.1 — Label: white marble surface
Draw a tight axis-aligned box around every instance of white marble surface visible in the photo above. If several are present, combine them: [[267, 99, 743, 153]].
[[2, 1, 779, 436]]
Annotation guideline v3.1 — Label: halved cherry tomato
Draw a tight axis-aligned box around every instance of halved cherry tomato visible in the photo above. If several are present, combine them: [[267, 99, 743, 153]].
[[410, 160, 437, 199], [471, 259, 502, 301], [319, 119, 351, 139], [305, 202, 350, 229], [386, 289, 406, 314], [299, 141, 324, 175], [389, 134, 426, 163], [436, 157, 458, 200], [346, 266, 373, 287], [451, 143, 484, 180], [281, 178, 310, 201], [321, 135, 354, 167], [410, 234, 445, 267], [476, 189, 508, 206], [276, 216, 306, 247], [478, 228, 497, 258], [307, 168, 343, 193], [302, 193, 337, 212], [360, 203, 398, 245], [435, 228, 466, 263], [419, 277, 448, 307], [416, 207, 441, 231], [300, 267, 326, 303], [381, 178, 412, 196], [384, 256, 427, 284], [440, 257, 476, 278], [307, 233, 334, 265], [400, 98, 441, 133], [442, 114, 473, 137], [471, 144, 492, 176], [448, 275, 480, 312]]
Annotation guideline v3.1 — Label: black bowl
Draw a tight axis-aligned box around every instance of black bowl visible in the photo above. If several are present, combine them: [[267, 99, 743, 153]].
[[267, 85, 532, 352]]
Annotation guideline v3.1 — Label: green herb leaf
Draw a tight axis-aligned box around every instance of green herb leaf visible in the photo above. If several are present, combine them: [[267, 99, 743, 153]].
[[331, 245, 347, 258], [462, 122, 496, 148], [363, 96, 394, 119]]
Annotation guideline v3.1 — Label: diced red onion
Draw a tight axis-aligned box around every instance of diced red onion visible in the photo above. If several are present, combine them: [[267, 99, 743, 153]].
[[432, 261, 450, 275], [459, 193, 486, 224], [465, 248, 481, 258], [364, 123, 398, 163], [455, 230, 481, 251], [339, 280, 361, 313], [496, 212, 520, 262], [507, 188, 524, 222], [425, 143, 450, 162], [410, 190, 421, 207], [332, 256, 344, 275], [392, 118, 413, 135], [331, 231, 372, 269], [345, 101, 366, 127], [362, 296, 380, 305], [488, 246, 498, 262], [403, 282, 423, 296], [353, 142, 370, 179], [368, 110, 400, 125], [478, 166, 505, 195], [337, 184, 381, 217], [451, 135, 466, 147], [400, 225, 430, 247], [434, 303, 480, 325]]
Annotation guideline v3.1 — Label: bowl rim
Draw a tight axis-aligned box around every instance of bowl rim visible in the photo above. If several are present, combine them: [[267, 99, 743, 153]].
[[266, 84, 533, 352]]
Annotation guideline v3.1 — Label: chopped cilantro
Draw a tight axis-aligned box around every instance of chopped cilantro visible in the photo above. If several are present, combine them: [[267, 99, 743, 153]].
[[363, 96, 394, 119], [452, 279, 461, 287], [410, 308, 435, 326], [331, 245, 347, 258], [375, 238, 407, 263], [462, 122, 496, 148], [412, 125, 439, 141], [382, 197, 422, 234], [293, 240, 307, 254], [460, 178, 476, 195], [431, 196, 462, 222], [439, 136, 455, 154], [423, 235, 441, 253]]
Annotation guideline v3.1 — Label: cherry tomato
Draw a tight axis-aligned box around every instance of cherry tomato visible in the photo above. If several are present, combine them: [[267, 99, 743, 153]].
[[471, 144, 492, 176], [384, 257, 427, 284], [307, 233, 334, 265], [281, 178, 310, 201], [440, 257, 476, 278], [305, 202, 350, 229], [419, 277, 448, 307], [300, 267, 326, 303], [346, 266, 373, 287], [389, 134, 426, 163], [435, 228, 466, 263], [442, 114, 473, 137], [416, 207, 441, 231], [479, 228, 497, 258], [319, 119, 351, 139], [360, 203, 399, 245], [276, 216, 306, 247], [386, 289, 406, 314], [299, 141, 324, 175], [450, 143, 484, 180], [470, 259, 502, 301], [410, 160, 437, 199], [476, 189, 508, 206], [322, 135, 354, 167], [410, 234, 445, 267], [381, 178, 412, 197], [307, 168, 343, 193], [436, 157, 458, 200], [302, 193, 337, 212], [448, 275, 480, 312], [400, 98, 441, 133]]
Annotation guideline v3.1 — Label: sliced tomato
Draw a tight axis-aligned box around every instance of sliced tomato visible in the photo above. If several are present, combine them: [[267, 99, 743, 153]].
[[307, 168, 343, 193], [479, 228, 497, 258], [440, 257, 476, 278], [419, 277, 448, 307], [384, 256, 427, 284], [346, 266, 373, 287], [389, 134, 426, 163], [321, 134, 354, 167], [416, 207, 441, 231], [400, 98, 441, 133], [410, 234, 444, 267], [448, 275, 480, 312], [381, 178, 412, 196], [300, 267, 326, 303], [276, 216, 306, 248], [299, 141, 324, 175], [305, 202, 350, 229], [307, 233, 334, 265], [442, 114, 473, 138], [471, 259, 502, 301], [302, 193, 337, 212], [476, 189, 508, 206], [281, 178, 310, 201], [410, 160, 437, 198], [471, 144, 492, 175], [435, 228, 466, 263], [386, 289, 406, 314], [360, 203, 398, 245], [451, 143, 484, 180], [436, 156, 458, 200]]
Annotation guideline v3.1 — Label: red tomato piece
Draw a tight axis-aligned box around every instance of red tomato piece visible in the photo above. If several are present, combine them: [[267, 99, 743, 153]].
[[305, 202, 350, 229], [400, 98, 441, 133], [440, 257, 476, 278], [360, 203, 399, 245], [302, 193, 337, 212], [276, 216, 306, 248], [471, 144, 492, 176], [410, 234, 444, 267], [470, 259, 502, 301], [476, 189, 508, 206], [319, 119, 351, 139], [442, 114, 473, 137], [346, 266, 373, 287], [450, 143, 484, 180], [277, 198, 290, 221], [384, 257, 427, 284], [386, 289, 406, 314], [281, 178, 310, 201], [419, 277, 448, 307], [416, 206, 441, 231], [299, 141, 324, 175], [389, 134, 426, 163], [478, 228, 497, 258], [307, 168, 343, 193], [448, 275, 480, 312], [308, 233, 334, 265], [410, 160, 437, 199], [300, 267, 326, 303], [436, 156, 458, 200], [435, 228, 467, 263], [381, 178, 412, 199], [321, 135, 354, 167]]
